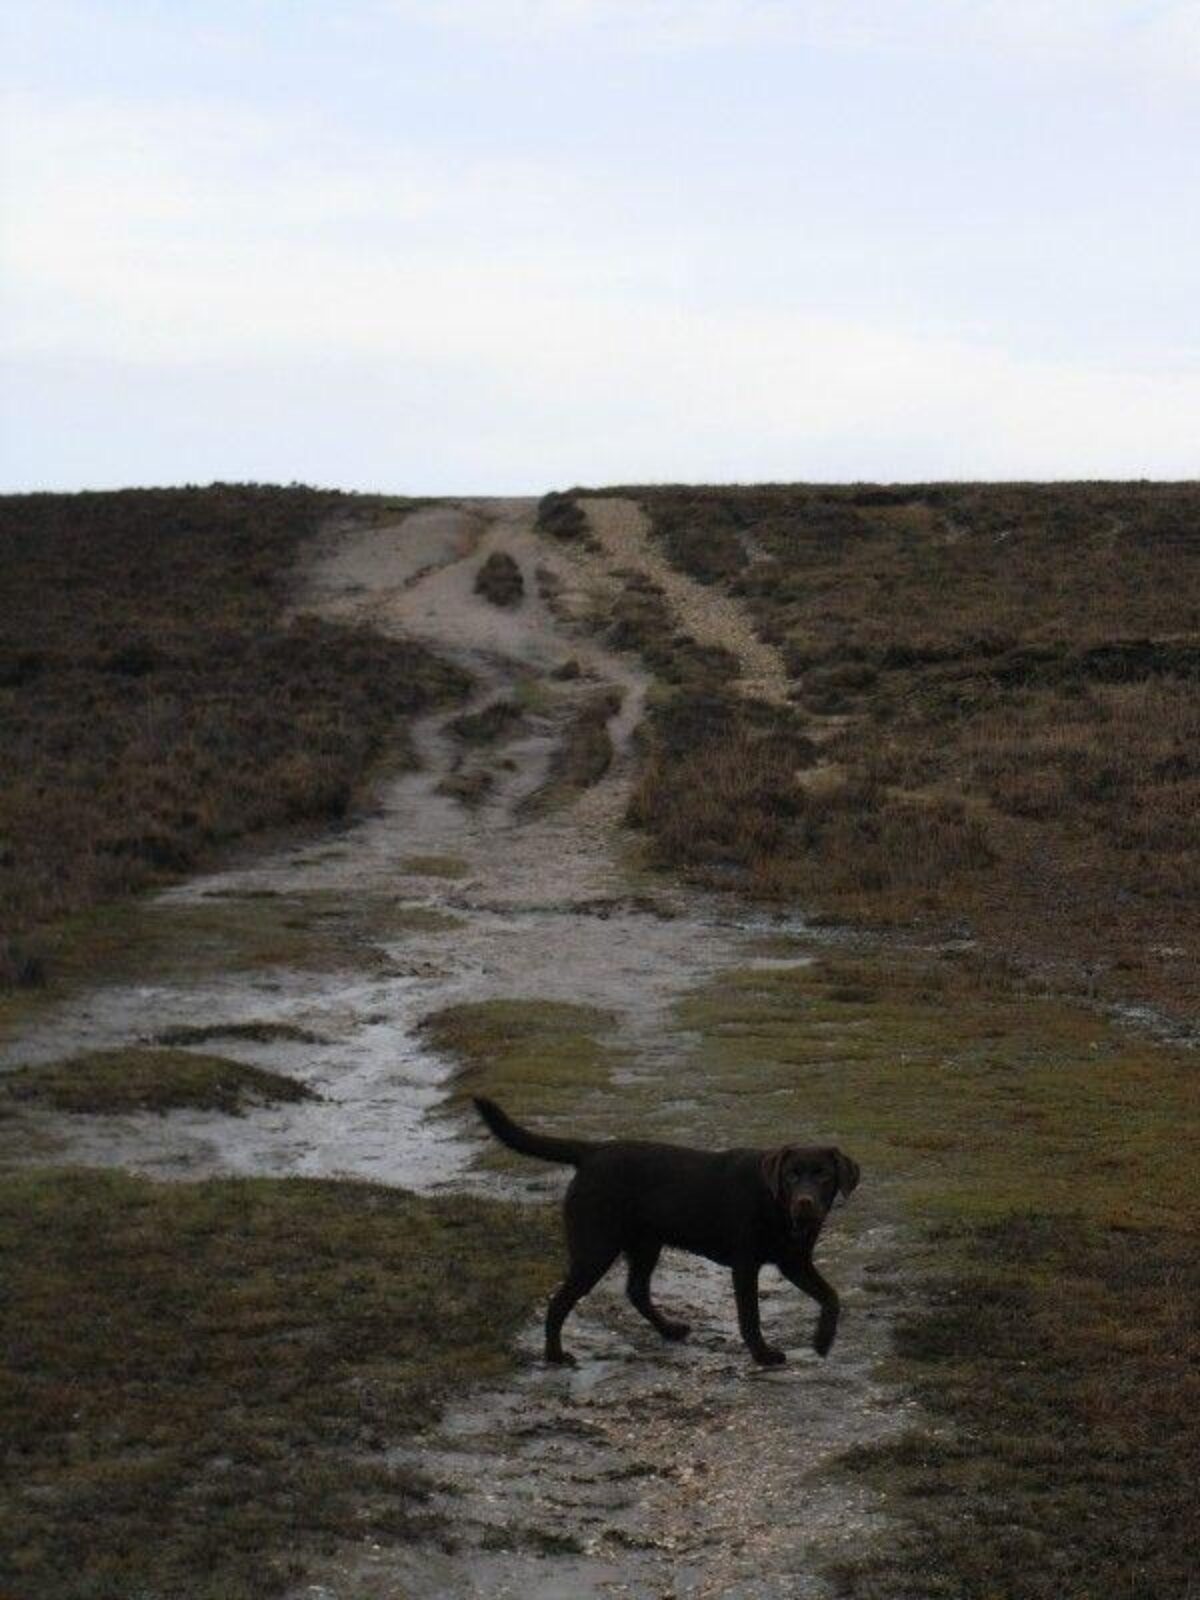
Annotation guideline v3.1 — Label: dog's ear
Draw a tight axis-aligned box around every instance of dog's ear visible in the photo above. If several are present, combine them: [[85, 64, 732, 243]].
[[760, 1147, 791, 1204], [833, 1150, 860, 1199]]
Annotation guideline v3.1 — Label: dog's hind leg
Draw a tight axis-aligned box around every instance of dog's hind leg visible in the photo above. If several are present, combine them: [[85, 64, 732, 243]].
[[545, 1192, 620, 1365], [545, 1250, 617, 1365], [625, 1241, 690, 1342]]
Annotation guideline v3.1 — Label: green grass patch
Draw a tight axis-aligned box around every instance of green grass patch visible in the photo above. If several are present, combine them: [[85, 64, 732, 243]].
[[423, 998, 625, 1166], [0, 889, 470, 1056], [3, 1048, 315, 1116], [0, 889, 417, 1051], [674, 953, 1196, 1230], [665, 945, 1199, 1596], [0, 1168, 556, 1600]]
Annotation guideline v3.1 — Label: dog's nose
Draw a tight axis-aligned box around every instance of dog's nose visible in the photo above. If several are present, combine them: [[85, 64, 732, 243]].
[[791, 1194, 820, 1222]]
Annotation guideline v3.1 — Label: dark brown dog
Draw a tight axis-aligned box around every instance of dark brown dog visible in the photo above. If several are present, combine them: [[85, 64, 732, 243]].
[[474, 1097, 860, 1367]]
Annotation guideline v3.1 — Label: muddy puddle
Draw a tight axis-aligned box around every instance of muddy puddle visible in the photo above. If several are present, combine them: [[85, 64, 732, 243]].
[[4, 498, 909, 1596]]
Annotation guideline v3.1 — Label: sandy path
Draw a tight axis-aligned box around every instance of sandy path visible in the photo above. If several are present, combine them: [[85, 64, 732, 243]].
[[4, 498, 903, 1598], [580, 497, 792, 706]]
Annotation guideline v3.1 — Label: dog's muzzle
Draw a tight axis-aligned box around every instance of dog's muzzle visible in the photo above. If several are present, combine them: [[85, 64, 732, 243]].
[[789, 1192, 823, 1230]]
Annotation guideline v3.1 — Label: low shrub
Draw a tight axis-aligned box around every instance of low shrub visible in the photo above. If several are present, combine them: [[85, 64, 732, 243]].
[[474, 550, 524, 607], [536, 491, 589, 542]]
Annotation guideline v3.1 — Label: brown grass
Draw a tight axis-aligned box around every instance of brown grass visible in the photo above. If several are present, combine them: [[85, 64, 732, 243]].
[[523, 686, 623, 813], [629, 717, 800, 874], [0, 486, 468, 960], [605, 573, 739, 689], [619, 483, 1200, 1014]]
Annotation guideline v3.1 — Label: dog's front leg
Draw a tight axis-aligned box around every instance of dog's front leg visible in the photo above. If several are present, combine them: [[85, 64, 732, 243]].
[[779, 1257, 840, 1356], [733, 1261, 785, 1366]]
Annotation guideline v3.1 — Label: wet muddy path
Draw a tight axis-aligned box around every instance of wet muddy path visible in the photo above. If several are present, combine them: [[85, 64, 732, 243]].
[[6, 499, 908, 1596]]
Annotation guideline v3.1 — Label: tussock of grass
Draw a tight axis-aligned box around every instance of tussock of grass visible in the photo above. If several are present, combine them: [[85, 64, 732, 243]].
[[3, 1047, 315, 1115], [449, 696, 525, 745], [436, 767, 495, 806], [474, 549, 525, 607], [537, 490, 591, 544], [0, 1169, 556, 1599], [557, 687, 622, 786]]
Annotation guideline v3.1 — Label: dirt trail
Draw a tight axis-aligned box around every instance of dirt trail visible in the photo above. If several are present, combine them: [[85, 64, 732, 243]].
[[581, 497, 792, 706], [4, 497, 904, 1597]]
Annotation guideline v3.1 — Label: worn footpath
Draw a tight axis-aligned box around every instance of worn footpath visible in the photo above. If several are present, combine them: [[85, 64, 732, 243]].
[[5, 498, 908, 1597]]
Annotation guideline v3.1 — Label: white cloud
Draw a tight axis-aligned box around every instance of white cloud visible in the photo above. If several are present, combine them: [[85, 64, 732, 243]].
[[4, 75, 1199, 487], [383, 0, 1200, 80]]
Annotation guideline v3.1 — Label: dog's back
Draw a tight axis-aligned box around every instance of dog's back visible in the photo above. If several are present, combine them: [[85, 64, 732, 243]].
[[568, 1140, 766, 1264]]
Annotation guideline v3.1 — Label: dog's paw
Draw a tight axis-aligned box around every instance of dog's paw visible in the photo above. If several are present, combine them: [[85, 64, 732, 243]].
[[753, 1344, 787, 1368], [660, 1320, 691, 1342], [545, 1349, 578, 1368], [813, 1325, 837, 1358]]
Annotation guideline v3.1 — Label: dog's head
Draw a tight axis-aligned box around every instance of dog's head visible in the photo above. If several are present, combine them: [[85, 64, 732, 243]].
[[761, 1145, 860, 1235]]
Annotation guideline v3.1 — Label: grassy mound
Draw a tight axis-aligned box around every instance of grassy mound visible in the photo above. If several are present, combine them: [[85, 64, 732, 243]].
[[4, 1047, 316, 1115], [536, 490, 590, 543], [522, 687, 623, 814]]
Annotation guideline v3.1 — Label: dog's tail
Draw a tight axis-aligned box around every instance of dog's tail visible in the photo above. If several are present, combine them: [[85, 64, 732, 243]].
[[473, 1096, 593, 1166]]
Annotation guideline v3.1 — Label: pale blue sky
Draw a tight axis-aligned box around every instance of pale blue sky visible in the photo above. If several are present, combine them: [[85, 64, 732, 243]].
[[2, 1, 1198, 492]]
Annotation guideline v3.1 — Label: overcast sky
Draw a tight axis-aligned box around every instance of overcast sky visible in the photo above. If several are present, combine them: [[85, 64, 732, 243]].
[[2, 1, 1199, 492]]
